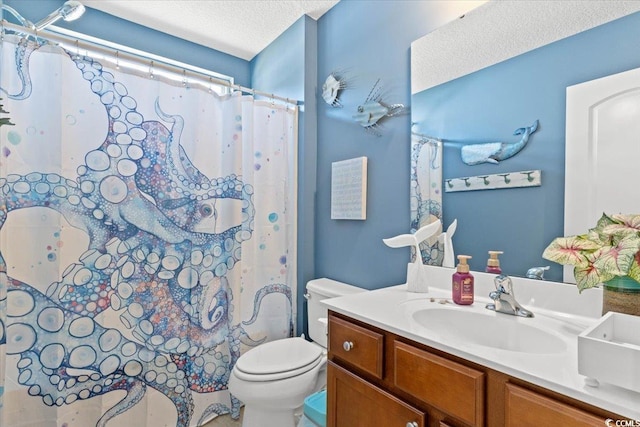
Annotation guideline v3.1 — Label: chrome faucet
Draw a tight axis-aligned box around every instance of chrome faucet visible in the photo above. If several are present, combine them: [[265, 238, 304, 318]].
[[486, 274, 534, 317]]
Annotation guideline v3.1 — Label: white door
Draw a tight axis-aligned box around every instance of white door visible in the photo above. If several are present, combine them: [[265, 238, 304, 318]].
[[565, 66, 640, 282]]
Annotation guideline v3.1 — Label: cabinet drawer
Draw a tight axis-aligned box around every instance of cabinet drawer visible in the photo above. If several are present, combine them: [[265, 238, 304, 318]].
[[505, 383, 606, 427], [327, 361, 426, 427], [329, 315, 384, 379], [394, 341, 485, 426]]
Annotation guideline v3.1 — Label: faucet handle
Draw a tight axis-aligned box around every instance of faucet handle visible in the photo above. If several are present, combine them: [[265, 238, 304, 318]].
[[494, 274, 513, 294], [489, 290, 501, 301]]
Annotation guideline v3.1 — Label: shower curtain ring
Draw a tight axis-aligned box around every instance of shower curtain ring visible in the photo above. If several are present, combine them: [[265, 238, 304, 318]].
[[149, 61, 155, 79]]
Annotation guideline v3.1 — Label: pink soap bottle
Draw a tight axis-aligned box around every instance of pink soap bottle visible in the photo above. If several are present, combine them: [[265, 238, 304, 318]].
[[452, 255, 474, 305], [486, 251, 503, 274]]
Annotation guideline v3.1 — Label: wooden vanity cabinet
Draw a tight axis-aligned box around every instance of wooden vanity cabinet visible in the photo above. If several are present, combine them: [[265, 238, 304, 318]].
[[328, 362, 426, 427], [327, 311, 622, 427], [328, 315, 384, 379], [393, 341, 485, 426], [328, 311, 484, 427], [504, 383, 610, 427]]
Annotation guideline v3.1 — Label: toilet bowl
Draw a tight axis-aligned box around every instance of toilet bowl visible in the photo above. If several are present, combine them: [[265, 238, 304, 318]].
[[228, 278, 366, 427], [229, 338, 327, 427]]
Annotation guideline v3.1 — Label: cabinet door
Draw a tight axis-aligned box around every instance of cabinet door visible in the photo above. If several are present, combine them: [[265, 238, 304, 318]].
[[327, 361, 426, 427], [329, 315, 384, 379], [505, 383, 606, 427], [394, 341, 484, 427]]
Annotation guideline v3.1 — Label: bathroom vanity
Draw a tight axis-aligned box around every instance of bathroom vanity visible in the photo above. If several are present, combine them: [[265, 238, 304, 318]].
[[323, 267, 640, 427]]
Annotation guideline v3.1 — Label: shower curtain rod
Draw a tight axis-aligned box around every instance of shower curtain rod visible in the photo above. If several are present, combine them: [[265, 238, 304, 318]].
[[412, 131, 441, 142], [1, 20, 300, 106]]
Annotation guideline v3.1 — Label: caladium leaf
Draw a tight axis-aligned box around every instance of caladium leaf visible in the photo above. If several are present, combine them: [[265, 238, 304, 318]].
[[543, 213, 640, 292], [602, 214, 640, 237], [542, 236, 600, 266], [628, 259, 640, 283], [592, 236, 640, 276], [573, 262, 614, 292], [586, 228, 609, 246], [595, 213, 617, 229], [608, 213, 640, 229]]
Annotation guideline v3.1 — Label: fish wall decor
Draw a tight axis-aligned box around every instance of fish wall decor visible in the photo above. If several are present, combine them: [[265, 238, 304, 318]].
[[353, 79, 405, 136], [321, 73, 346, 107]]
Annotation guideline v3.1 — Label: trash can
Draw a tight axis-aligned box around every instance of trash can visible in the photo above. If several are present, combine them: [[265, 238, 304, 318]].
[[297, 390, 326, 427]]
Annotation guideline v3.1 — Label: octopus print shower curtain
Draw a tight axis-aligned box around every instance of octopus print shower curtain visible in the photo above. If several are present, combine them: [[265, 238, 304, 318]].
[[0, 35, 297, 427], [410, 134, 443, 264]]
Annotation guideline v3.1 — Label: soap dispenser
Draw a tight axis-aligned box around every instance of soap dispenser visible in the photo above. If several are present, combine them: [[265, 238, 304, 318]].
[[486, 251, 503, 274], [452, 255, 474, 305]]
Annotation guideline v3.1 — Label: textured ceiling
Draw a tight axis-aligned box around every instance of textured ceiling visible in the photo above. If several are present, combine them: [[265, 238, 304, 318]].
[[84, 0, 340, 60], [412, 1, 640, 93]]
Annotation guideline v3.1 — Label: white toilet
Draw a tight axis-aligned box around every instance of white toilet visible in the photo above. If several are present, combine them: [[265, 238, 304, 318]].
[[229, 278, 366, 427]]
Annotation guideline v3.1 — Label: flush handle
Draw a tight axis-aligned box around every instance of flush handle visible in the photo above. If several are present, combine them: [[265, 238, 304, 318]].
[[406, 422, 419, 427], [342, 341, 353, 352]]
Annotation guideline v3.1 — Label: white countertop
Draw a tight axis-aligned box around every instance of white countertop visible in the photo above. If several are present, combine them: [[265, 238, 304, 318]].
[[322, 266, 640, 420]]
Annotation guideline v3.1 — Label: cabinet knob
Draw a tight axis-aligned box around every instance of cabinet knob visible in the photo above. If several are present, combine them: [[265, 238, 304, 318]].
[[406, 422, 419, 427], [342, 341, 354, 351]]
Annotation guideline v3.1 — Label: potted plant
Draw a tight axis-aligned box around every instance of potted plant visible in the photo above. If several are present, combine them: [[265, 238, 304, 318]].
[[542, 213, 640, 316]]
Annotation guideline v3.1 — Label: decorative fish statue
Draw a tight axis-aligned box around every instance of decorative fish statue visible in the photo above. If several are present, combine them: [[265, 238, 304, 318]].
[[461, 120, 539, 165], [322, 73, 346, 107], [526, 266, 550, 280]]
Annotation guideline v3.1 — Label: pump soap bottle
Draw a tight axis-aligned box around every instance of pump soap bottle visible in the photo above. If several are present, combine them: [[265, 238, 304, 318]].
[[486, 251, 503, 274], [452, 255, 474, 305]]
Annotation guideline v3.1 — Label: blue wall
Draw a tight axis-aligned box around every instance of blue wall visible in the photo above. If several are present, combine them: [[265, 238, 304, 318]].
[[250, 0, 471, 332], [314, 0, 476, 288], [412, 11, 640, 282]]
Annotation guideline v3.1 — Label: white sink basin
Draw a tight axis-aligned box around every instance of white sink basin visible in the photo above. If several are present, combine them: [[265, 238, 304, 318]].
[[411, 307, 567, 354]]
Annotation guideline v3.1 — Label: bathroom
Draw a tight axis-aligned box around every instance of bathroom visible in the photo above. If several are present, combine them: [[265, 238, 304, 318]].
[[1, 1, 640, 426]]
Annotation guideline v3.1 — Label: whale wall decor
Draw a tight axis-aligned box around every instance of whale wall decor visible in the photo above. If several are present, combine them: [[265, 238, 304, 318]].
[[460, 120, 539, 165]]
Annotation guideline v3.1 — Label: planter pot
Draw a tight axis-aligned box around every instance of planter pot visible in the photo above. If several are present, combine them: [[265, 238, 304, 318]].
[[602, 276, 640, 316]]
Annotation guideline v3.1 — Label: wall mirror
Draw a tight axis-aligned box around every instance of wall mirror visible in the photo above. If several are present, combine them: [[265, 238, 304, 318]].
[[410, 1, 640, 282]]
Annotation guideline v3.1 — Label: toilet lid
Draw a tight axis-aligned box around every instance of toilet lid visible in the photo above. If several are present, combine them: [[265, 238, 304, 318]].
[[235, 337, 324, 376]]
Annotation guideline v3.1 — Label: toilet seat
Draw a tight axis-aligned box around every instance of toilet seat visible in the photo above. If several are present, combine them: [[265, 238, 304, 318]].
[[233, 337, 325, 382]]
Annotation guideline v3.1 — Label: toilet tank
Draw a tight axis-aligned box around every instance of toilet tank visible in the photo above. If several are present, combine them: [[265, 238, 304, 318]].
[[306, 278, 367, 348]]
